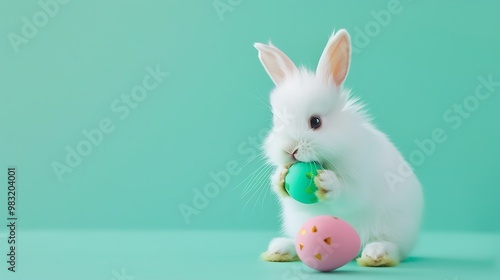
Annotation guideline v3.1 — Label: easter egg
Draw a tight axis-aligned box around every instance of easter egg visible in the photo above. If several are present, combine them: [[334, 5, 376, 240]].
[[295, 215, 361, 272], [284, 162, 322, 204]]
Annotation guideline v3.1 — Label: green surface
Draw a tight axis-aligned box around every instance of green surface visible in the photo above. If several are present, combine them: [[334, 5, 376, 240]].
[[0, 230, 499, 280], [0, 0, 499, 232], [285, 162, 321, 204]]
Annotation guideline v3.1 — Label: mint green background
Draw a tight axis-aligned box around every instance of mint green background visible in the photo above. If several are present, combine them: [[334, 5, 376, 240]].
[[1, 0, 499, 234]]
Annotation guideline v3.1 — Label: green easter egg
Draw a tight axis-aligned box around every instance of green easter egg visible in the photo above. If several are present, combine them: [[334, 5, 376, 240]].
[[284, 162, 322, 204]]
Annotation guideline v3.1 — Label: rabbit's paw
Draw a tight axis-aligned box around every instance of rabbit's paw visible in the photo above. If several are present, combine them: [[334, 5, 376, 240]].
[[314, 170, 339, 201], [357, 241, 400, 267], [261, 237, 299, 262], [271, 164, 293, 197]]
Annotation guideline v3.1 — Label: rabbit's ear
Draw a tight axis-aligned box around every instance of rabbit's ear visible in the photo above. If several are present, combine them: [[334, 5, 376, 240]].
[[254, 42, 297, 85], [316, 29, 351, 87]]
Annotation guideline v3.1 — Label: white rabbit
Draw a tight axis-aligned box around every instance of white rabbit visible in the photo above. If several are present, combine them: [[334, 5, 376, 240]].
[[254, 29, 423, 267]]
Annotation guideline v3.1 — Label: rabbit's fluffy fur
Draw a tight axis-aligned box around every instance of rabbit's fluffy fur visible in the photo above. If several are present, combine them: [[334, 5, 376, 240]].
[[254, 30, 423, 267]]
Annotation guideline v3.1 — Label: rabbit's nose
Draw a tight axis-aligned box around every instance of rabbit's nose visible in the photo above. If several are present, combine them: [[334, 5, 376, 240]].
[[291, 148, 298, 160]]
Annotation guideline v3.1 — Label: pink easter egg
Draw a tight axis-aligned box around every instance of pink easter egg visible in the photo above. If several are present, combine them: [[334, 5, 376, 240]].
[[295, 215, 361, 272]]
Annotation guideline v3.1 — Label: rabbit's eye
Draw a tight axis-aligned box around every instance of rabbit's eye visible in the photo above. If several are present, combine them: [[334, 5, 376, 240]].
[[309, 116, 322, 130]]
